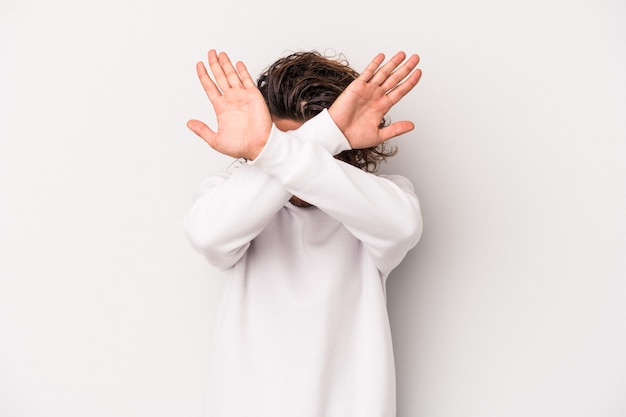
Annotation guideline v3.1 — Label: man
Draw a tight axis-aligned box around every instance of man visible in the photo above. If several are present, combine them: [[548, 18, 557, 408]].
[[184, 49, 423, 417]]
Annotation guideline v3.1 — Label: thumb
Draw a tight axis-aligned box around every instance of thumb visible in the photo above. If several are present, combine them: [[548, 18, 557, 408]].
[[379, 121, 415, 142], [187, 119, 217, 148]]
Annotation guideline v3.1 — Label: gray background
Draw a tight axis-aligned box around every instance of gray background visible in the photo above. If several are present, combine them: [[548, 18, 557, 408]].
[[1, 0, 625, 416]]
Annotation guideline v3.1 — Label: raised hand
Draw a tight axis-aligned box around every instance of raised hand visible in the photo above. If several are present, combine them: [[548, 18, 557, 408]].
[[186, 50, 272, 160], [328, 52, 422, 149]]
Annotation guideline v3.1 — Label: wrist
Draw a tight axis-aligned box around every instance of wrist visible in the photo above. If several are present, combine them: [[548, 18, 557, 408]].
[[297, 109, 352, 153], [244, 127, 272, 161]]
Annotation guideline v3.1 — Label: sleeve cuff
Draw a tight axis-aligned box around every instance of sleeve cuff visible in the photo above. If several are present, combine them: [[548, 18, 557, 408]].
[[248, 124, 288, 168], [292, 109, 351, 155], [249, 108, 351, 170]]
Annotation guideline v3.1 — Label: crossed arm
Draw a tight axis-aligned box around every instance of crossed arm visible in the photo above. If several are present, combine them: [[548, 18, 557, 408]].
[[184, 50, 423, 273]]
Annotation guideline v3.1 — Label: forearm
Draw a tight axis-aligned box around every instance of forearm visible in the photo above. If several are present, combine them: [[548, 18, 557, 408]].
[[183, 163, 290, 270], [250, 127, 422, 275], [183, 111, 352, 269]]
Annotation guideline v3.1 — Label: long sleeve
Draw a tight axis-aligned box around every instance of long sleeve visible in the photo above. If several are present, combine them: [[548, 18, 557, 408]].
[[250, 114, 422, 277], [183, 163, 290, 270], [182, 110, 353, 270], [193, 114, 419, 417], [184, 109, 422, 275]]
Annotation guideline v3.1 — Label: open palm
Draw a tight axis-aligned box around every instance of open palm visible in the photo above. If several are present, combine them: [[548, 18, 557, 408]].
[[187, 50, 272, 160], [329, 52, 422, 149]]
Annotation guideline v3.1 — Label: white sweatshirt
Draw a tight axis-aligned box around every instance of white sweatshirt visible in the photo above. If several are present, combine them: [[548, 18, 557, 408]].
[[184, 110, 422, 417]]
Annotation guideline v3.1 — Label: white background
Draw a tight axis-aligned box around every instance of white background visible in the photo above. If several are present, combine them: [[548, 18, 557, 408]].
[[1, 0, 625, 416]]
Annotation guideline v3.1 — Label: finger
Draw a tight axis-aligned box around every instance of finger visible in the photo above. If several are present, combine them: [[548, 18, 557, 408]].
[[358, 53, 385, 82], [196, 61, 222, 102], [218, 52, 244, 88], [236, 61, 256, 89], [187, 119, 217, 148], [207, 49, 231, 91], [386, 68, 422, 105], [370, 51, 407, 86], [380, 54, 420, 92], [379, 120, 415, 142]]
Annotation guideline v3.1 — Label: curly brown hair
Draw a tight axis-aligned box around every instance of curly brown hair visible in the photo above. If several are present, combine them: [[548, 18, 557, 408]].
[[257, 51, 396, 173]]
